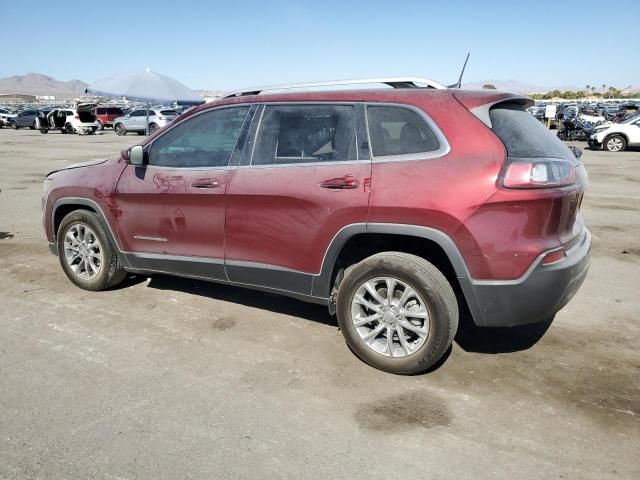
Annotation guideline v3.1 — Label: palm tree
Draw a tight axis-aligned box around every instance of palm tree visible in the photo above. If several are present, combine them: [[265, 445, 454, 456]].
[[601, 83, 606, 93]]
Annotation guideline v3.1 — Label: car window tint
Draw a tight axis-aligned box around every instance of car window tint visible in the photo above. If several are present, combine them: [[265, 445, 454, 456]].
[[367, 106, 439, 157], [160, 110, 178, 116], [149, 106, 250, 168], [490, 103, 575, 160], [253, 105, 357, 165]]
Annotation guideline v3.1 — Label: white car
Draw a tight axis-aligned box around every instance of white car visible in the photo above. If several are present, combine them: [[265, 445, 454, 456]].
[[39, 105, 100, 135], [0, 108, 17, 128], [588, 114, 640, 152]]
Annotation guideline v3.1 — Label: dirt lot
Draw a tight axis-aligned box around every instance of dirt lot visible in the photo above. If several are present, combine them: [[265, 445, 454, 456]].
[[0, 128, 638, 479]]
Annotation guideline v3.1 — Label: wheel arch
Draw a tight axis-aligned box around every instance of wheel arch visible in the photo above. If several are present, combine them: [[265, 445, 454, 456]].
[[51, 198, 125, 263], [312, 223, 486, 326], [604, 131, 629, 144]]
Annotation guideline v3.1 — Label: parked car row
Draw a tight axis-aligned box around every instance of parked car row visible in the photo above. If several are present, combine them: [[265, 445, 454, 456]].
[[0, 103, 186, 135]]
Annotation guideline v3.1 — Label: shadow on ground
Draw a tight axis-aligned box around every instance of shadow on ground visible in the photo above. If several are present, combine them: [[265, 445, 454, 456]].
[[130, 273, 551, 358], [454, 306, 553, 354], [143, 274, 336, 327]]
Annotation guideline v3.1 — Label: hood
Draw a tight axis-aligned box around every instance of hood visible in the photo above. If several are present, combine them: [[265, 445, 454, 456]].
[[46, 158, 109, 177]]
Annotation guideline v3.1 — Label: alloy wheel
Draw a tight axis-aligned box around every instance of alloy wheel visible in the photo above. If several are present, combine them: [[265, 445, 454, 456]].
[[63, 223, 103, 280], [350, 277, 430, 358], [607, 137, 623, 152]]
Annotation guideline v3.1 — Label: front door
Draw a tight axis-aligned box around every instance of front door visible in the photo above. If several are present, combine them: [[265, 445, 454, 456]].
[[115, 105, 253, 279], [224, 103, 371, 296]]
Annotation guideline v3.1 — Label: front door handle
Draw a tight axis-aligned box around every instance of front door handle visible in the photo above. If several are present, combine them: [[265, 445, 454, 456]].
[[319, 175, 360, 190], [191, 179, 220, 189]]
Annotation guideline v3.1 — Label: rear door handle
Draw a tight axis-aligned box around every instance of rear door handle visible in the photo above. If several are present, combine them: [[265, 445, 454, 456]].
[[191, 179, 220, 189], [319, 176, 360, 190]]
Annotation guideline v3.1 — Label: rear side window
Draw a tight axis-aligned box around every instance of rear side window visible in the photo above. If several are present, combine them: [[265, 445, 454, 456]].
[[97, 108, 106, 115], [489, 103, 574, 160], [367, 106, 440, 157], [160, 110, 178, 116], [253, 105, 357, 165]]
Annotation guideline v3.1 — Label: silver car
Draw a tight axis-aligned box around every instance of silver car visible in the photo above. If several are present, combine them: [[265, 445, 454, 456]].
[[112, 108, 179, 135]]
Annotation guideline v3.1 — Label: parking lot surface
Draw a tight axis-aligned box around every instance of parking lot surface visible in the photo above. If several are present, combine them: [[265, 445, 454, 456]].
[[0, 129, 638, 479]]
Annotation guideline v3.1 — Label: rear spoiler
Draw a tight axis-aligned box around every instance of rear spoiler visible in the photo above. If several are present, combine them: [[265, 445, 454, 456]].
[[453, 91, 533, 128]]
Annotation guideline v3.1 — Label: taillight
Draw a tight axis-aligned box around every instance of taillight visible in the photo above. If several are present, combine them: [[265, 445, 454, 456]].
[[158, 116, 165, 120], [74, 115, 80, 120], [502, 159, 575, 189]]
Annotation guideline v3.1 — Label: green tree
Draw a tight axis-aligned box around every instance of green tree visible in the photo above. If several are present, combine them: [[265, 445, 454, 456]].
[[482, 84, 497, 90]]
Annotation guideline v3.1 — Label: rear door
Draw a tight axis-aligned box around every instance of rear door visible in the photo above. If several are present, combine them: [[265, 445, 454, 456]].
[[115, 105, 254, 279], [224, 103, 371, 296]]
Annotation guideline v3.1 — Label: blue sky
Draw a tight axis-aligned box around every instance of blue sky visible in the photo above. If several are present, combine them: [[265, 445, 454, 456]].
[[1, 0, 638, 90]]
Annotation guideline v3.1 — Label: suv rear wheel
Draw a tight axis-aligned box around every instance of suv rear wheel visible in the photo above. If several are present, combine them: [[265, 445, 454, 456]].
[[336, 252, 458, 374], [57, 210, 127, 291]]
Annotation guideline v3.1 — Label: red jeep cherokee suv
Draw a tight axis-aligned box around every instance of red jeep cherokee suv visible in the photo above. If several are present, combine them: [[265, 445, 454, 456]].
[[42, 81, 591, 374]]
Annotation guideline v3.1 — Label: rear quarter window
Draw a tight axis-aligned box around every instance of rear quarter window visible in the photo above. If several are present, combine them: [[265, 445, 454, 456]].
[[366, 106, 440, 157], [489, 103, 574, 160]]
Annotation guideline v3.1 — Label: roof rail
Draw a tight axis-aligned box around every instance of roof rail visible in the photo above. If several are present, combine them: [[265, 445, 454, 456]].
[[221, 77, 447, 99]]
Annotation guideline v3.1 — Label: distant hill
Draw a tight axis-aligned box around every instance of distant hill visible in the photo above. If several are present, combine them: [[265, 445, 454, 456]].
[[0, 73, 88, 98], [0, 73, 636, 98]]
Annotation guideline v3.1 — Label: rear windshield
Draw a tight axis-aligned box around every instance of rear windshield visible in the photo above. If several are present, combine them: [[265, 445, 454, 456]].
[[489, 103, 574, 160], [160, 110, 178, 116]]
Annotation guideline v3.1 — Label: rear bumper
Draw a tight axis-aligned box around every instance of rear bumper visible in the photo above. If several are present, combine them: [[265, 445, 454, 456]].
[[461, 229, 591, 327]]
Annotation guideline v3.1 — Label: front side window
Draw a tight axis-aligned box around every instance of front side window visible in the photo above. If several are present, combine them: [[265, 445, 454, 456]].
[[131, 110, 146, 117], [148, 106, 250, 168], [367, 106, 440, 157], [253, 105, 357, 165]]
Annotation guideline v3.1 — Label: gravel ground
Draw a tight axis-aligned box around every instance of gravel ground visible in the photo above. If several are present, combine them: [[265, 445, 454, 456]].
[[0, 128, 638, 479]]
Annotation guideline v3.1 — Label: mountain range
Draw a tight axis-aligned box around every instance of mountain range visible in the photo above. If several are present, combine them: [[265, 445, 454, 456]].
[[0, 73, 88, 97], [0, 73, 636, 97]]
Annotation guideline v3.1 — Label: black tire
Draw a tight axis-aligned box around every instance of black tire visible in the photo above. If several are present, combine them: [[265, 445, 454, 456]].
[[148, 123, 159, 134], [603, 134, 627, 152], [40, 129, 48, 134], [336, 252, 458, 374], [30, 121, 36, 130], [60, 128, 67, 134], [96, 120, 104, 131], [114, 123, 126, 136], [57, 210, 127, 291], [65, 123, 75, 134]]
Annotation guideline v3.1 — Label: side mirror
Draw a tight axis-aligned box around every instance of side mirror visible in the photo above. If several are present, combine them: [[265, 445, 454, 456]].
[[129, 145, 145, 166]]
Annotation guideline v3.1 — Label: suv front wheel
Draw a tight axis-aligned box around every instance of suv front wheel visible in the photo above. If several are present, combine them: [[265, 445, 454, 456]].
[[336, 252, 458, 374], [603, 134, 627, 152], [114, 123, 126, 136], [57, 210, 127, 291]]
